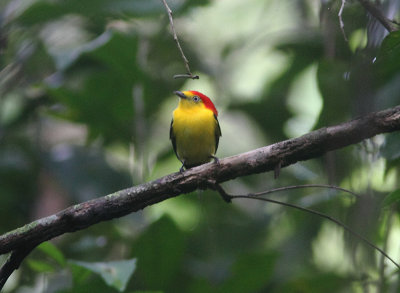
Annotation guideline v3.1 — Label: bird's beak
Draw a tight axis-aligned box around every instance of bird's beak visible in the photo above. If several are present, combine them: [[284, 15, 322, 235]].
[[174, 91, 187, 100]]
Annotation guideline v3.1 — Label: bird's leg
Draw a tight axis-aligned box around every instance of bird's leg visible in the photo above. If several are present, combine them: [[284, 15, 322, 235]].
[[179, 161, 186, 173], [210, 155, 220, 165]]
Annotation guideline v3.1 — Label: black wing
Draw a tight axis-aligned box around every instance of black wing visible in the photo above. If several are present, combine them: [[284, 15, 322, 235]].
[[214, 114, 222, 153], [170, 119, 178, 158]]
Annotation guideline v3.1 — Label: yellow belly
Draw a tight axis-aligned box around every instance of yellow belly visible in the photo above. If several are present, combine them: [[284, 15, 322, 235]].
[[172, 107, 217, 167]]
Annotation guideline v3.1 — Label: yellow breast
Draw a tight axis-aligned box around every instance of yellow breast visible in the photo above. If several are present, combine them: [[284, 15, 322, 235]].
[[172, 102, 218, 167]]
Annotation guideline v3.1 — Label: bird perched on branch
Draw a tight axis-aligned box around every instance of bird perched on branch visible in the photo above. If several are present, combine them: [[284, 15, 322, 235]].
[[170, 90, 221, 172]]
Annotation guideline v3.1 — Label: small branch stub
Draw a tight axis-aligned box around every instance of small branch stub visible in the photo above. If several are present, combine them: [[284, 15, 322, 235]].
[[173, 74, 199, 80]]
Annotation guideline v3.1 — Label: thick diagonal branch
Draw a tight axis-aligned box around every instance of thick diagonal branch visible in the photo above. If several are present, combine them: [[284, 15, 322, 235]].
[[0, 105, 400, 260]]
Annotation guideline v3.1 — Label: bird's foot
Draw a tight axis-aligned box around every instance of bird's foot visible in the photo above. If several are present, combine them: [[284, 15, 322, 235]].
[[210, 155, 220, 165]]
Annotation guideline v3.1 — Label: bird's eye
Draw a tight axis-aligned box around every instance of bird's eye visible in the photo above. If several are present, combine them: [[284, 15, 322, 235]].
[[192, 96, 200, 102]]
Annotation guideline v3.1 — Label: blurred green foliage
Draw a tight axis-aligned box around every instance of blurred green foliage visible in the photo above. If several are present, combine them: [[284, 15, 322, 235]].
[[1, 0, 400, 292]]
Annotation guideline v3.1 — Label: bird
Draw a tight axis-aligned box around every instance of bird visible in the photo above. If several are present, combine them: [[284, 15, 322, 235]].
[[170, 90, 221, 172]]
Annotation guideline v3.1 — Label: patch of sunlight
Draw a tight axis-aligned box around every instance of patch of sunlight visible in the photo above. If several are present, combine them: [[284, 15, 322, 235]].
[[284, 64, 323, 137], [147, 155, 181, 181], [226, 48, 289, 101], [218, 111, 268, 156], [287, 163, 319, 181], [179, 0, 297, 60], [383, 216, 400, 272], [3, 0, 37, 19], [342, 158, 397, 193], [0, 93, 23, 124], [105, 143, 131, 173], [349, 29, 368, 53], [39, 15, 92, 70], [146, 196, 202, 231], [312, 222, 353, 274]]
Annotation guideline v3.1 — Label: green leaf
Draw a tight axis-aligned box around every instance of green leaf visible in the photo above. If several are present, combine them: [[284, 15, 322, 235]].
[[46, 31, 141, 144], [27, 259, 55, 273], [56, 30, 139, 76], [376, 31, 400, 83], [48, 73, 134, 144], [378, 31, 400, 62], [381, 132, 400, 161], [69, 263, 92, 285], [69, 258, 137, 292], [381, 133, 400, 174], [37, 241, 66, 267], [131, 215, 186, 290], [382, 189, 400, 208]]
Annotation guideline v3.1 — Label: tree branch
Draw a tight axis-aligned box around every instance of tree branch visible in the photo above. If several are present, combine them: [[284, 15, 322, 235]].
[[358, 0, 398, 33], [0, 105, 400, 286]]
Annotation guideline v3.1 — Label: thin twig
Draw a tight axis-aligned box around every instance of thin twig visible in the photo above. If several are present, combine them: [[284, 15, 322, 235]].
[[229, 193, 400, 271], [214, 183, 359, 204], [173, 74, 199, 79], [338, 0, 349, 41], [214, 183, 232, 203], [389, 19, 400, 26], [161, 0, 199, 80], [251, 184, 360, 198], [358, 0, 397, 33]]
